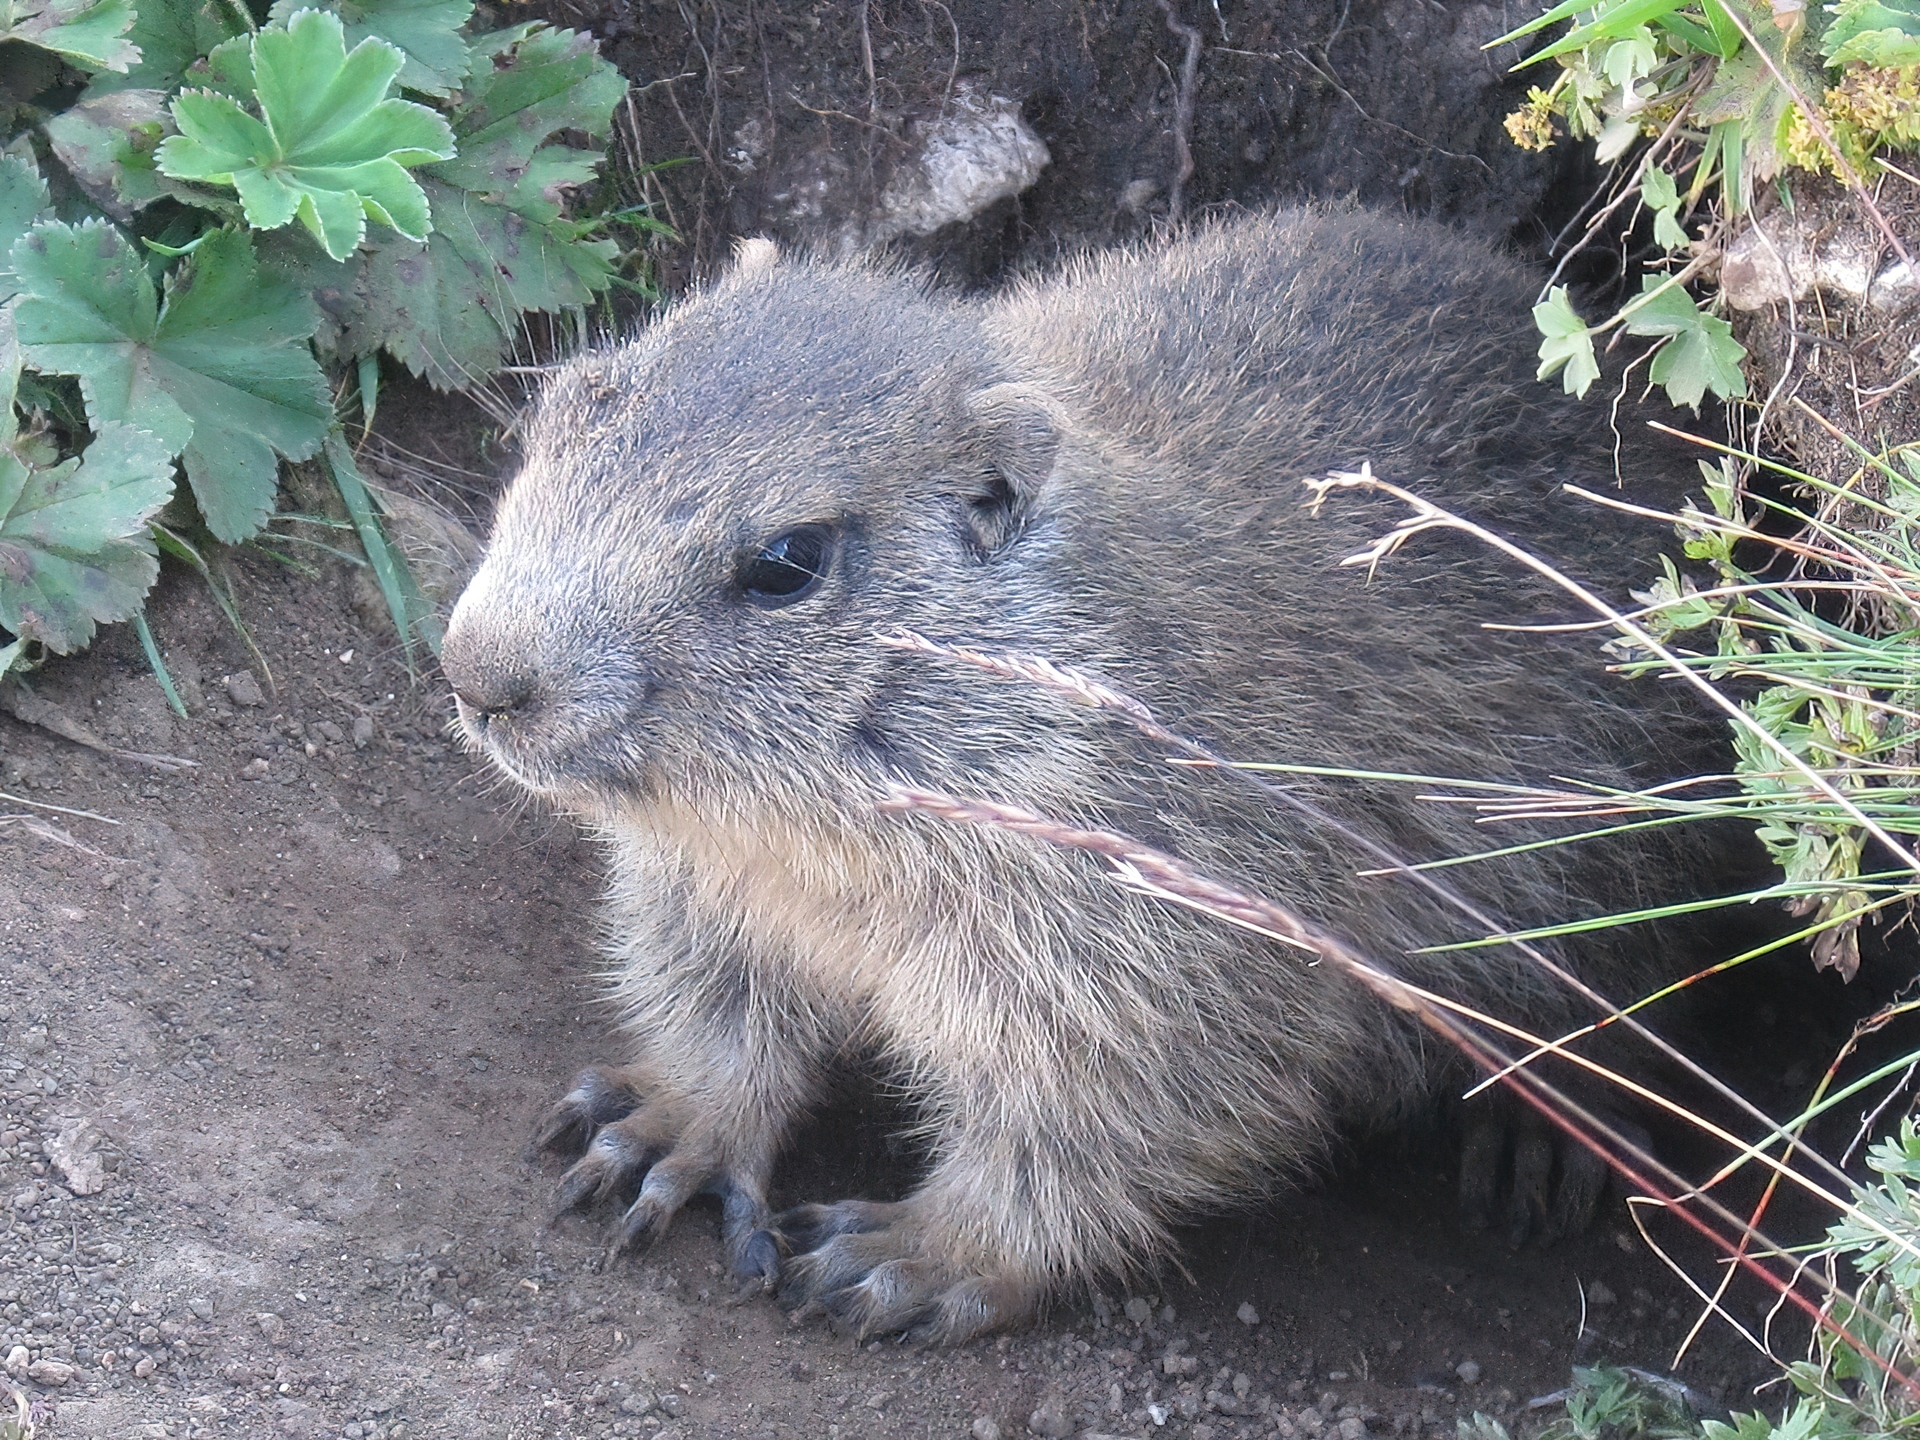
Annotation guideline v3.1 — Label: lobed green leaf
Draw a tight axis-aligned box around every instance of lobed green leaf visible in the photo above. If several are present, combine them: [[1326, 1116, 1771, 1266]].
[[0, 419, 174, 652], [269, 0, 474, 97], [156, 8, 455, 261], [79, 0, 245, 96], [0, 0, 139, 71], [1622, 275, 1749, 408], [11, 222, 332, 542], [260, 21, 626, 387], [1532, 286, 1600, 397], [1820, 0, 1920, 62]]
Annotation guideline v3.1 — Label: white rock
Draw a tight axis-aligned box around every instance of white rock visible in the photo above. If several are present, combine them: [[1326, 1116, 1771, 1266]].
[[843, 80, 1049, 251], [28, 1356, 76, 1386], [1236, 1301, 1260, 1326], [46, 1119, 106, 1196]]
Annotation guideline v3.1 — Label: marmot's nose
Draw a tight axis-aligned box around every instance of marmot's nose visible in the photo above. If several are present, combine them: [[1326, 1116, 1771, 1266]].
[[440, 629, 537, 717]]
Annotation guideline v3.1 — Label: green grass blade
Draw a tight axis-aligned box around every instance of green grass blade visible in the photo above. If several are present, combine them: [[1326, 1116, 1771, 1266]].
[[132, 609, 187, 718], [1512, 0, 1692, 68], [324, 430, 439, 666]]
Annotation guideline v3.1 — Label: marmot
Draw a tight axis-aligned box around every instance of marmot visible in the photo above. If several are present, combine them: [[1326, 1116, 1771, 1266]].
[[440, 207, 1731, 1342]]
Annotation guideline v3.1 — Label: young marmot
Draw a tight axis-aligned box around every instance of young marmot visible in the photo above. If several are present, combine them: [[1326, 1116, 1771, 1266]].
[[440, 207, 1728, 1342]]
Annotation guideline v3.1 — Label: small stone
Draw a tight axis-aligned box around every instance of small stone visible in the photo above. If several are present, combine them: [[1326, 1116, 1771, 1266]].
[[972, 1419, 1003, 1440], [1454, 1360, 1481, 1385], [242, 757, 270, 779], [316, 720, 346, 745], [133, 1356, 156, 1378], [656, 1393, 682, 1417], [1236, 1301, 1260, 1326], [1234, 1372, 1252, 1400], [224, 672, 265, 707], [1123, 1297, 1151, 1323], [4, 1345, 27, 1376], [187, 1296, 214, 1321], [27, 1357, 75, 1386], [352, 716, 374, 749], [866, 1390, 891, 1410], [1586, 1281, 1616, 1307], [46, 1120, 105, 1196], [1026, 1399, 1072, 1437], [1339, 1418, 1369, 1440]]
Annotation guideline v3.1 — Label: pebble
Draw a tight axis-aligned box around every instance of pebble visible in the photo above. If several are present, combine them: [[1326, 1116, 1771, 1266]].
[[188, 1296, 215, 1321], [1339, 1418, 1368, 1440], [242, 757, 270, 779], [1455, 1360, 1481, 1385], [3, 1345, 25, 1376], [1236, 1301, 1260, 1326], [134, 1356, 156, 1378], [352, 715, 374, 748], [972, 1419, 1003, 1440], [28, 1357, 75, 1386], [46, 1119, 105, 1195], [224, 672, 265, 707], [1026, 1397, 1072, 1437], [1123, 1297, 1151, 1323]]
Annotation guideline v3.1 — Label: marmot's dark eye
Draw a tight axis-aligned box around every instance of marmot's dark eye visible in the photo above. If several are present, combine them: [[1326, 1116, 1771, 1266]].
[[740, 525, 832, 606]]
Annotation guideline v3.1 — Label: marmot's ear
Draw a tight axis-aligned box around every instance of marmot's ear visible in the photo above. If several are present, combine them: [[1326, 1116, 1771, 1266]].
[[729, 236, 780, 278], [963, 383, 1061, 554]]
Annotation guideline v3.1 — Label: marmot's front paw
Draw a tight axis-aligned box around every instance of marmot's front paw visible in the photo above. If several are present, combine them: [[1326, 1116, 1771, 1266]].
[[774, 1198, 1037, 1343], [534, 1064, 781, 1287]]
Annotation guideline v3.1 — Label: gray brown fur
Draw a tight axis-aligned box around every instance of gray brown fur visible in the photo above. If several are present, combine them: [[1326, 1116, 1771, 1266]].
[[440, 208, 1721, 1342]]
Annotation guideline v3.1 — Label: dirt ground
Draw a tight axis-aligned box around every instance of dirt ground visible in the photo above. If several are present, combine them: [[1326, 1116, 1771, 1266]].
[[0, 488, 1802, 1439]]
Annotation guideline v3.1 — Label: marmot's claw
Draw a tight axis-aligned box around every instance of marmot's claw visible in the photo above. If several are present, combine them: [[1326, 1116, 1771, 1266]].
[[772, 1198, 894, 1255], [531, 1064, 645, 1159], [552, 1118, 663, 1216], [773, 1209, 1034, 1343], [1456, 1103, 1630, 1246]]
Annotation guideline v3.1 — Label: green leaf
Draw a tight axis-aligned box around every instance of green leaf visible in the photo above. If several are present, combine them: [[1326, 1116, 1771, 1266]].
[[0, 154, 52, 307], [1820, 0, 1920, 62], [1827, 25, 1920, 64], [0, 0, 139, 70], [156, 8, 456, 261], [1506, 0, 1694, 69], [1641, 165, 1690, 250], [267, 21, 626, 387], [269, 0, 473, 97], [1533, 285, 1600, 397], [431, 23, 625, 207], [0, 419, 174, 652], [79, 0, 246, 95], [11, 222, 332, 541], [1699, 0, 1744, 58], [43, 89, 173, 220], [1622, 276, 1749, 408], [1602, 27, 1659, 86]]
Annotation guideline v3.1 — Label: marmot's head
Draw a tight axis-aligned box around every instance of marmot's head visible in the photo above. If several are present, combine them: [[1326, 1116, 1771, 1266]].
[[442, 242, 1079, 813]]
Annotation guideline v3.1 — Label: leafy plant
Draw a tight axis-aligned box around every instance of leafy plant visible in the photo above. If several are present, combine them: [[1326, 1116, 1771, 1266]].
[[1615, 438, 1919, 981], [1493, 0, 1920, 410], [1, 0, 637, 682]]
